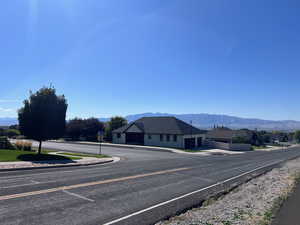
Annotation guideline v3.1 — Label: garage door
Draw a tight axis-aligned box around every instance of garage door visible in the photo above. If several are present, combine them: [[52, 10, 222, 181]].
[[126, 133, 144, 145], [184, 138, 196, 149]]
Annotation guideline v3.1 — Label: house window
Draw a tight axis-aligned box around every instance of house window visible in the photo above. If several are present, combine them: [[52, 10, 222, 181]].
[[117, 133, 121, 138], [160, 134, 163, 141], [148, 135, 152, 140], [173, 135, 177, 142], [166, 134, 170, 142]]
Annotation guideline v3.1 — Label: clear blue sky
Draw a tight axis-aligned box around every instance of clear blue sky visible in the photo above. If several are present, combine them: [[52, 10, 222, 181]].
[[0, 0, 299, 120]]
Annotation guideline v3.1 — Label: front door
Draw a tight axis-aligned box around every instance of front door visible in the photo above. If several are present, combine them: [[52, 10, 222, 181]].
[[197, 137, 202, 147]]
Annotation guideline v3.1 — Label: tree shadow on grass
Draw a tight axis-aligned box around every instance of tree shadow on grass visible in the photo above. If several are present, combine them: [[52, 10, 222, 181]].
[[17, 154, 76, 164]]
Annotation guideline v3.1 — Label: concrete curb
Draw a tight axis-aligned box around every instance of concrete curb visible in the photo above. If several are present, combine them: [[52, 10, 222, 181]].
[[48, 140, 177, 153], [0, 157, 118, 172], [104, 155, 300, 225], [48, 141, 246, 156]]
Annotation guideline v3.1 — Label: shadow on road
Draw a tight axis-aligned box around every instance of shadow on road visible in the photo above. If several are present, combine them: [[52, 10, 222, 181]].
[[17, 154, 76, 164]]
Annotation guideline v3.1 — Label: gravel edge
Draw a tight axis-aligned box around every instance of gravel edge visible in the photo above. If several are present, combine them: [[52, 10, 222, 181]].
[[156, 158, 300, 225]]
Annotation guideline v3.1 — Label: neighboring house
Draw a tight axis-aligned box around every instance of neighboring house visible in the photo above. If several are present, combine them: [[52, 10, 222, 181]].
[[206, 127, 252, 143], [205, 127, 253, 151], [112, 117, 206, 149]]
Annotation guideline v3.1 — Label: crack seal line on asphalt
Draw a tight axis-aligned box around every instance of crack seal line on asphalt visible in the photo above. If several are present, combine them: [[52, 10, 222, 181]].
[[0, 167, 190, 201], [62, 190, 95, 202], [103, 159, 286, 225]]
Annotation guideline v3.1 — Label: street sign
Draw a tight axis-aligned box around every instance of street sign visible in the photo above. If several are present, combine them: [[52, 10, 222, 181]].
[[97, 130, 104, 142]]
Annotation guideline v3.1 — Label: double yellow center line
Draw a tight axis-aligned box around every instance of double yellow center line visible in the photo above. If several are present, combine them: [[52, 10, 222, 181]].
[[0, 167, 190, 201]]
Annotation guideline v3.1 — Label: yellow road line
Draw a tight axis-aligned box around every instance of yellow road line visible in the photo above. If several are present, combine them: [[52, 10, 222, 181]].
[[0, 167, 190, 201]]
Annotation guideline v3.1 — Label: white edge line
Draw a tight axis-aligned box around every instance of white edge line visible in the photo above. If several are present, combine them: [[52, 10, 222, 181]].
[[104, 159, 285, 225]]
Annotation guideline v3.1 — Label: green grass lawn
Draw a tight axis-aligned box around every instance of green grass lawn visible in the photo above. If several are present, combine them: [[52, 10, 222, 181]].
[[31, 148, 57, 153], [182, 149, 204, 153], [58, 152, 109, 158], [0, 149, 81, 162], [253, 146, 269, 150]]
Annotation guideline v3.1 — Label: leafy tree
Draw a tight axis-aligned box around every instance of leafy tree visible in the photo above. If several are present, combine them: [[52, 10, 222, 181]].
[[18, 87, 68, 154], [0, 128, 4, 136], [0, 136, 14, 149], [294, 130, 300, 143], [4, 129, 20, 138], [251, 132, 265, 146], [65, 118, 84, 140], [262, 133, 272, 143], [105, 116, 127, 141], [233, 130, 265, 146], [232, 136, 250, 144], [82, 118, 104, 141], [9, 124, 19, 130], [66, 118, 104, 141]]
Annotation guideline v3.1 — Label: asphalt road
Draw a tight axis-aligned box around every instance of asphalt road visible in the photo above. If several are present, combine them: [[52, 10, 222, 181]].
[[272, 180, 300, 225], [1, 142, 300, 225]]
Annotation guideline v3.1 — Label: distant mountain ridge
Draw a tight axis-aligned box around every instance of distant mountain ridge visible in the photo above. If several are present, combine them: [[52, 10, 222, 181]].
[[101, 113, 300, 131], [0, 117, 18, 126], [1, 113, 300, 131]]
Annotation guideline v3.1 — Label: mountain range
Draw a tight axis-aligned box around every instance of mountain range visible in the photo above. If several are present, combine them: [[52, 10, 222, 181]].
[[0, 118, 18, 127], [100, 113, 300, 131], [1, 113, 300, 131]]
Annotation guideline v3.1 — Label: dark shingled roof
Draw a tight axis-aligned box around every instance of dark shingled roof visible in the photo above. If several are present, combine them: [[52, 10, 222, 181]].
[[112, 117, 206, 135], [206, 127, 252, 139]]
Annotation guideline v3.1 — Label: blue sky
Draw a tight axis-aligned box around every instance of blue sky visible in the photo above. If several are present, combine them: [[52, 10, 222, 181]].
[[0, 0, 299, 120]]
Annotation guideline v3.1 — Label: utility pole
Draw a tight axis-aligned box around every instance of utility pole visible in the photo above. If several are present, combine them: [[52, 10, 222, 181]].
[[98, 130, 103, 155], [190, 120, 193, 148], [190, 120, 193, 138], [99, 138, 102, 155]]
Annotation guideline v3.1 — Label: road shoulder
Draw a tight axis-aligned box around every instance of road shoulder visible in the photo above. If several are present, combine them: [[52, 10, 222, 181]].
[[272, 178, 300, 225], [156, 157, 300, 225]]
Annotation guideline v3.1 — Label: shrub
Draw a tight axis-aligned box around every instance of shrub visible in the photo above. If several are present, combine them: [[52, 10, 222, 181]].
[[15, 140, 32, 151], [23, 141, 32, 151], [15, 135, 26, 140], [232, 136, 251, 144], [0, 137, 15, 149], [3, 129, 21, 138]]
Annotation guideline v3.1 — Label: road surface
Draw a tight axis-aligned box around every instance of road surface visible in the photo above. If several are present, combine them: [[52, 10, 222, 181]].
[[272, 180, 300, 225], [0, 142, 300, 225]]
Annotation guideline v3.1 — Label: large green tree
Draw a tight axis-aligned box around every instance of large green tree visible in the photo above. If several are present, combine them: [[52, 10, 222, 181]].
[[294, 130, 300, 143], [65, 118, 84, 140], [105, 116, 127, 141], [3, 129, 20, 138], [66, 118, 104, 141], [82, 118, 104, 141], [18, 87, 68, 154]]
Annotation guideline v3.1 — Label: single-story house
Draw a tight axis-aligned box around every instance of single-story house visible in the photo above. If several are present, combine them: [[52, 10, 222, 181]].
[[206, 127, 251, 143], [112, 117, 207, 149]]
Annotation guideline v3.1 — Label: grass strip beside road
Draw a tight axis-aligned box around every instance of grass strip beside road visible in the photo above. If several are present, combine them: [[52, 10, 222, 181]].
[[0, 149, 81, 162], [182, 149, 204, 153], [58, 152, 109, 158], [253, 146, 270, 150]]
